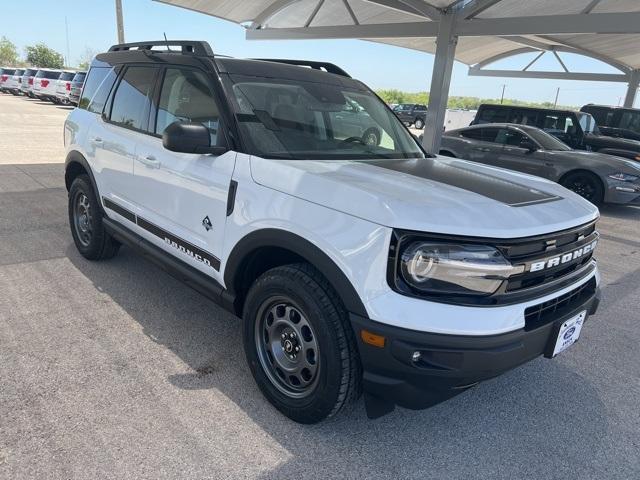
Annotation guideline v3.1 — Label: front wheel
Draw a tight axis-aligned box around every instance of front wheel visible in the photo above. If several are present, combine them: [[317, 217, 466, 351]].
[[414, 118, 425, 130], [560, 171, 604, 206], [362, 127, 381, 146], [243, 264, 361, 424]]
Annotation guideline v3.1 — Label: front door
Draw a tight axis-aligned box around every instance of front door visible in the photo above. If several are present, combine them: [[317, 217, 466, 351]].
[[130, 66, 235, 280]]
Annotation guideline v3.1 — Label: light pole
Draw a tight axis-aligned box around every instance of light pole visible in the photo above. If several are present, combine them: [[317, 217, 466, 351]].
[[500, 84, 506, 104], [115, 0, 125, 44], [553, 87, 560, 107]]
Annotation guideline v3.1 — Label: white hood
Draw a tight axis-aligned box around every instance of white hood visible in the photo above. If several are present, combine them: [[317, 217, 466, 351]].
[[250, 155, 599, 238]]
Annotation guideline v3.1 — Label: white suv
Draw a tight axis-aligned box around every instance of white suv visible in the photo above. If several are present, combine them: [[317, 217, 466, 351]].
[[64, 41, 601, 423], [32, 69, 61, 101]]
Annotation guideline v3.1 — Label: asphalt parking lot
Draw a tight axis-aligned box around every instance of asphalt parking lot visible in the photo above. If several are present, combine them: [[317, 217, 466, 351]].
[[1, 93, 639, 479]]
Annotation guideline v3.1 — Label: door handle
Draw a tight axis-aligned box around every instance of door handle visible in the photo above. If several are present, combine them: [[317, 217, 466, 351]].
[[138, 155, 161, 168], [473, 147, 490, 152], [91, 137, 103, 144]]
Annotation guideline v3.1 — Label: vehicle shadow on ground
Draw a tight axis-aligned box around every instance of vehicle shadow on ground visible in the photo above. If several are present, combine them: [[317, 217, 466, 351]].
[[65, 241, 618, 479], [599, 203, 640, 220]]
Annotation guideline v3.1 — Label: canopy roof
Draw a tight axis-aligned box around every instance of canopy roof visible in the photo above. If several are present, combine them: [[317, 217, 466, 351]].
[[155, 0, 640, 74]]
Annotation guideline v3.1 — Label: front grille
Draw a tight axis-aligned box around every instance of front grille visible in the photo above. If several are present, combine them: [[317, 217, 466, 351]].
[[496, 221, 598, 293], [524, 277, 596, 329]]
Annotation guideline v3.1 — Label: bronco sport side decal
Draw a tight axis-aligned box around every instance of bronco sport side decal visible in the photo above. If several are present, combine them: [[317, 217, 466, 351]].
[[102, 197, 220, 271]]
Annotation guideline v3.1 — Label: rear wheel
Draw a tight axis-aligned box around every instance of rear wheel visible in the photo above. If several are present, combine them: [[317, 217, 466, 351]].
[[560, 171, 604, 206], [68, 175, 120, 260], [243, 263, 361, 424]]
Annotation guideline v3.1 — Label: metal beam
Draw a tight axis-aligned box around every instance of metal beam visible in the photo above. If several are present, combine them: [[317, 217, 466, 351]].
[[422, 13, 457, 154], [534, 35, 631, 73], [522, 51, 544, 71], [456, 12, 640, 36], [623, 70, 640, 108], [305, 0, 325, 27], [473, 47, 537, 69], [364, 0, 441, 20], [342, 0, 360, 25], [498, 35, 552, 51], [551, 49, 569, 73], [246, 21, 440, 40], [582, 0, 602, 14], [468, 68, 628, 82]]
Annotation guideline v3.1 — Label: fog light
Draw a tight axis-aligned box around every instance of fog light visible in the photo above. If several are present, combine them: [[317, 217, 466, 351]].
[[411, 351, 422, 363]]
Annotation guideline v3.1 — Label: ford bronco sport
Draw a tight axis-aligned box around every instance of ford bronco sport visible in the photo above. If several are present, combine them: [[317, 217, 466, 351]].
[[64, 41, 601, 423]]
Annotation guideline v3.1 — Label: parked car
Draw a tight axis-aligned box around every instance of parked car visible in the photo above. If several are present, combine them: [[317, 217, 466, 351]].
[[472, 104, 640, 162], [64, 40, 601, 424], [32, 69, 62, 101], [68, 71, 86, 105], [20, 68, 39, 97], [0, 68, 16, 93], [54, 71, 77, 104], [330, 98, 382, 145], [440, 124, 640, 206], [393, 103, 427, 129], [581, 104, 640, 141], [4, 68, 25, 95]]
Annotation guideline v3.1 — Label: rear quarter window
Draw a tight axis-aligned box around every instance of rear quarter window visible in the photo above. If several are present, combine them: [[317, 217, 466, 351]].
[[79, 66, 117, 114]]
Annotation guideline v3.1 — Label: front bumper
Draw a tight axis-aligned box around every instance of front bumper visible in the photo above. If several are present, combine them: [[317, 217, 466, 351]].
[[351, 280, 600, 415]]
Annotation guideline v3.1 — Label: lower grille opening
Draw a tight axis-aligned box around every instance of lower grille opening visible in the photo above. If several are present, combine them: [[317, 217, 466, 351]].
[[524, 278, 597, 330]]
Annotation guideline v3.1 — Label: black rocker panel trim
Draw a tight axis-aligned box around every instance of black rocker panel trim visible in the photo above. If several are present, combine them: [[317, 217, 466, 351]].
[[103, 217, 235, 314], [102, 197, 221, 271]]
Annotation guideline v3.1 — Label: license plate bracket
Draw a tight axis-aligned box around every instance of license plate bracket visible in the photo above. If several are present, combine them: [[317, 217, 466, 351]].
[[544, 310, 587, 358]]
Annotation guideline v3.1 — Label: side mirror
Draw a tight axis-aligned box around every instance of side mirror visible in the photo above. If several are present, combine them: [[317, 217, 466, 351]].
[[519, 139, 538, 152], [162, 121, 227, 155]]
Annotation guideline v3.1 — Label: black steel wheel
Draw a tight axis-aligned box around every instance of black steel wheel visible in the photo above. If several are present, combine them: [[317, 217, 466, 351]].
[[561, 171, 604, 206], [68, 175, 120, 260], [243, 263, 361, 424]]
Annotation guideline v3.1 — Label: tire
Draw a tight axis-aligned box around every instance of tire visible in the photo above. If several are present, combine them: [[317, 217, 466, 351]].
[[414, 118, 425, 130], [68, 175, 120, 260], [560, 171, 604, 206], [362, 127, 381, 146], [243, 263, 361, 424]]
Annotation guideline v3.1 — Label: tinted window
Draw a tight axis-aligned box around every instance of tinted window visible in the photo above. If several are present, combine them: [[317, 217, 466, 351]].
[[508, 109, 537, 126], [476, 106, 509, 124], [479, 128, 500, 143], [72, 72, 86, 83], [110, 66, 157, 131], [15, 69, 25, 76], [525, 128, 571, 151], [618, 111, 640, 134], [578, 113, 599, 134], [59, 72, 75, 81], [155, 68, 221, 143], [24, 69, 37, 76], [460, 128, 484, 140], [1, 69, 16, 75], [495, 129, 526, 146], [540, 113, 576, 134], [36, 70, 62, 79], [461, 128, 499, 143], [582, 106, 612, 126], [79, 66, 117, 113]]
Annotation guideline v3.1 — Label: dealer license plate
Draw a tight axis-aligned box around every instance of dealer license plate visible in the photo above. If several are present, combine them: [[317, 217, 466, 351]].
[[551, 310, 586, 357]]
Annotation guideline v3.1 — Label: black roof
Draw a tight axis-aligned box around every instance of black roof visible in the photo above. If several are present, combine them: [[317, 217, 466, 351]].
[[94, 40, 360, 88], [478, 103, 581, 115]]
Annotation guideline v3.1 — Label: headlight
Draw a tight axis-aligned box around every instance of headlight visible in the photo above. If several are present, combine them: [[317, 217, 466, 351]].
[[608, 172, 639, 182], [399, 242, 523, 296]]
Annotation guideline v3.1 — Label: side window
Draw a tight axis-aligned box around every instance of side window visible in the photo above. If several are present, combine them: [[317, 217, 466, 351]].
[[498, 129, 526, 146], [619, 111, 640, 134], [509, 109, 537, 126], [480, 128, 500, 143], [541, 113, 573, 133], [79, 67, 117, 113], [155, 68, 221, 144], [477, 107, 509, 124], [460, 129, 484, 140], [109, 66, 157, 131]]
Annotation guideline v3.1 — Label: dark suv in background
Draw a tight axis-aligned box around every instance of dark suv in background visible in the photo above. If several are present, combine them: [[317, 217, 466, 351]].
[[393, 103, 427, 129], [68, 71, 86, 106], [581, 104, 640, 142], [473, 104, 640, 161]]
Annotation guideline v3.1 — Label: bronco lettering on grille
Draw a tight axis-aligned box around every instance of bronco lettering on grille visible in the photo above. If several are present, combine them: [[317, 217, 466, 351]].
[[528, 241, 597, 272]]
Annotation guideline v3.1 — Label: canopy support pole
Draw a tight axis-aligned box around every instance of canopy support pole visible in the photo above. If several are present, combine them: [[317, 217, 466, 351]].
[[422, 13, 457, 154], [623, 70, 639, 108]]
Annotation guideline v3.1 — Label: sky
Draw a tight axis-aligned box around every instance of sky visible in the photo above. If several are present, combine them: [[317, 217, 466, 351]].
[[0, 0, 634, 108]]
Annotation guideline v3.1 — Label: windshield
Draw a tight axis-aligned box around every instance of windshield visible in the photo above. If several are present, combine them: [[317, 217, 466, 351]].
[[578, 112, 600, 134], [525, 128, 572, 151], [226, 75, 424, 160]]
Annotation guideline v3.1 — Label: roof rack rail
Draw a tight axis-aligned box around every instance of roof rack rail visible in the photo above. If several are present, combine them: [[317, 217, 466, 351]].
[[108, 40, 214, 56], [253, 59, 351, 78]]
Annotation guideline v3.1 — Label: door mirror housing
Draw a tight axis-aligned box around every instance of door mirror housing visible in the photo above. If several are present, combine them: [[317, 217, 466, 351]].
[[519, 139, 538, 152], [162, 121, 228, 155]]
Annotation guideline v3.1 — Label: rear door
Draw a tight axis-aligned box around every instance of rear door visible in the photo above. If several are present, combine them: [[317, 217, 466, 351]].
[[91, 65, 159, 213], [130, 66, 235, 280]]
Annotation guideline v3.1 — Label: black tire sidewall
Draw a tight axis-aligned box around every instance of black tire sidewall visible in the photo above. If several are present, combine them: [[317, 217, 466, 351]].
[[68, 176, 106, 258], [562, 172, 604, 206], [243, 268, 350, 423], [414, 118, 424, 129]]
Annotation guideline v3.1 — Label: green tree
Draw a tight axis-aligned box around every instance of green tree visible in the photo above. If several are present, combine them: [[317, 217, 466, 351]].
[[0, 36, 19, 65], [25, 43, 64, 68]]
